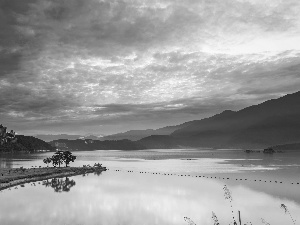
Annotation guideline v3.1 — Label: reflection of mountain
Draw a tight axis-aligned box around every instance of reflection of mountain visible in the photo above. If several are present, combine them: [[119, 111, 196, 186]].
[[42, 177, 76, 192]]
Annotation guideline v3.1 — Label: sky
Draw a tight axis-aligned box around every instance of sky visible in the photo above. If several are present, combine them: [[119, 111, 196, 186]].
[[1, 0, 300, 136]]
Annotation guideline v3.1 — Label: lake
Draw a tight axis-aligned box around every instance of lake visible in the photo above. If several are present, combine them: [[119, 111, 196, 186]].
[[0, 149, 300, 225]]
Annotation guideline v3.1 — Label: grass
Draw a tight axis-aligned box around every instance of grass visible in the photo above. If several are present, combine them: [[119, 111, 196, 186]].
[[184, 185, 297, 225]]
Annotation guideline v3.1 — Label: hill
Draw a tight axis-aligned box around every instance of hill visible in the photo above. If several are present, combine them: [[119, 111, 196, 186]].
[[0, 135, 54, 153], [170, 91, 300, 148], [137, 135, 182, 149], [271, 143, 300, 151], [100, 122, 194, 141], [49, 139, 146, 151]]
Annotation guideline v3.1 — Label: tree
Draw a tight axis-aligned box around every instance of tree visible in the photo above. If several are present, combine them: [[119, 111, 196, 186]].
[[0, 124, 17, 145], [43, 157, 52, 167], [63, 151, 76, 167], [49, 150, 76, 168], [51, 151, 64, 167]]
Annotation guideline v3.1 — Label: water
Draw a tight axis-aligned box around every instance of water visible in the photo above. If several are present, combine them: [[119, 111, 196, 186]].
[[0, 149, 300, 225]]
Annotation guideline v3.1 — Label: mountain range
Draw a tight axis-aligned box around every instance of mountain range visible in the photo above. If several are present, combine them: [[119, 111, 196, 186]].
[[35, 134, 105, 142], [43, 91, 300, 150], [105, 91, 300, 149]]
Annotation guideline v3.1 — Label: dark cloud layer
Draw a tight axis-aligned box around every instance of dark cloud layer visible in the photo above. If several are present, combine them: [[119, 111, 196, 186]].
[[1, 0, 300, 135]]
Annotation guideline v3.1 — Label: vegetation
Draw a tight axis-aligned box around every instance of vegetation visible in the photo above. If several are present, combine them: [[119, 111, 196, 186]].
[[184, 185, 297, 225], [0, 124, 17, 145], [50, 139, 147, 151], [43, 151, 77, 168], [43, 157, 52, 167], [1, 124, 54, 153]]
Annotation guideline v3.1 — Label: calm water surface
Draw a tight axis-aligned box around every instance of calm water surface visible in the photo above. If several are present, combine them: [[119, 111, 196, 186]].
[[0, 149, 300, 225]]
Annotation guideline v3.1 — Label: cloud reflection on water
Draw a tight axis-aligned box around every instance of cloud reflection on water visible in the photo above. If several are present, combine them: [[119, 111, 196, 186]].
[[0, 171, 299, 225]]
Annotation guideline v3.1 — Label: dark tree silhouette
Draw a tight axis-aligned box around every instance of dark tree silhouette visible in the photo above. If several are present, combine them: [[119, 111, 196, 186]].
[[49, 151, 76, 167], [51, 151, 64, 167], [63, 151, 77, 167], [0, 124, 17, 145], [43, 157, 52, 167]]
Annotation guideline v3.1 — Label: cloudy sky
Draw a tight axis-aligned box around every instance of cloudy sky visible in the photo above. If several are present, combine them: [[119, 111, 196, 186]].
[[1, 0, 300, 135]]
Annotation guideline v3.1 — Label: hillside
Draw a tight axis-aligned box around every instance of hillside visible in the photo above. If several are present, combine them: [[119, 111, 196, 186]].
[[170, 91, 300, 148], [100, 122, 194, 141], [271, 143, 300, 151], [0, 135, 54, 153], [137, 135, 181, 149], [50, 139, 146, 151], [35, 134, 83, 142], [36, 134, 105, 142]]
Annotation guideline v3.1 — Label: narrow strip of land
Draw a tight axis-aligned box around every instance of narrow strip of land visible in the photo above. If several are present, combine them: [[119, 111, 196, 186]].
[[0, 166, 107, 191]]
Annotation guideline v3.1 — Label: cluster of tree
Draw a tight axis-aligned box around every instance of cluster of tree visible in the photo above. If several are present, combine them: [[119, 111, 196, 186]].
[[0, 124, 54, 153], [43, 151, 76, 167], [0, 124, 17, 145]]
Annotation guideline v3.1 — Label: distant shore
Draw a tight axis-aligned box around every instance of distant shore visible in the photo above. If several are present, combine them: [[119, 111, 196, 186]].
[[0, 166, 107, 191]]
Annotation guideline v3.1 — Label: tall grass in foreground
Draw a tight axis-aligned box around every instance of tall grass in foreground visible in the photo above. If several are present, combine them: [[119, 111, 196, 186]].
[[184, 185, 297, 225], [223, 185, 237, 224], [280, 204, 296, 225]]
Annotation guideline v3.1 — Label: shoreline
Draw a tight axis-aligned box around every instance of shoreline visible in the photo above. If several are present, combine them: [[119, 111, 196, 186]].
[[0, 166, 107, 191]]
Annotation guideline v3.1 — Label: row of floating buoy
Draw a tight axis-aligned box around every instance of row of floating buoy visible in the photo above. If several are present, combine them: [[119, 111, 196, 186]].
[[109, 169, 300, 185]]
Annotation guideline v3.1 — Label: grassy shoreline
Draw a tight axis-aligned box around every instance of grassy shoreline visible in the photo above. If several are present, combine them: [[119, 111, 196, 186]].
[[0, 166, 107, 191]]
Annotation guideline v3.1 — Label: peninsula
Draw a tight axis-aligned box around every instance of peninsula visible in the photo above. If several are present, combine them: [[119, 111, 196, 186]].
[[0, 165, 107, 191]]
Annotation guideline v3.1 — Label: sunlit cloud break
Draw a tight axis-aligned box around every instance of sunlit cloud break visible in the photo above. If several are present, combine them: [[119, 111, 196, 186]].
[[1, 0, 300, 135]]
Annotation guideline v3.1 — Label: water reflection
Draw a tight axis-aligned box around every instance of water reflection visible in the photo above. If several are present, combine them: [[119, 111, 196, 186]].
[[1, 150, 300, 225], [42, 177, 76, 193], [0, 157, 13, 169], [0, 171, 299, 225]]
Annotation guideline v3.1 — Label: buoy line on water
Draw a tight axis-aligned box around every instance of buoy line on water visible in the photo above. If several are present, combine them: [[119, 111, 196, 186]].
[[110, 169, 299, 185]]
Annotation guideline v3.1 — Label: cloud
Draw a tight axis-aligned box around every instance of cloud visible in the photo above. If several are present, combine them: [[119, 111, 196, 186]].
[[1, 0, 300, 134]]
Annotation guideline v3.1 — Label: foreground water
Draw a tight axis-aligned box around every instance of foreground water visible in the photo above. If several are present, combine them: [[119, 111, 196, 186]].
[[0, 149, 300, 225]]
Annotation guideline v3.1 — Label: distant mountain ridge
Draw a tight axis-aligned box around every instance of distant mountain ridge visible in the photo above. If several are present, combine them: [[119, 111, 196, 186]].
[[35, 91, 300, 150], [0, 135, 54, 153], [36, 134, 104, 142], [100, 91, 300, 149], [271, 143, 300, 151], [169, 91, 300, 148], [100, 122, 194, 141]]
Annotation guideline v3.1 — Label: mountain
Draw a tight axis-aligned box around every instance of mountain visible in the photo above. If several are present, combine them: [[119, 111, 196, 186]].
[[271, 143, 300, 151], [36, 134, 104, 142], [137, 135, 182, 149], [50, 139, 146, 151], [27, 91, 300, 150], [0, 135, 54, 153], [100, 122, 194, 141], [35, 134, 83, 142], [170, 91, 300, 148]]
